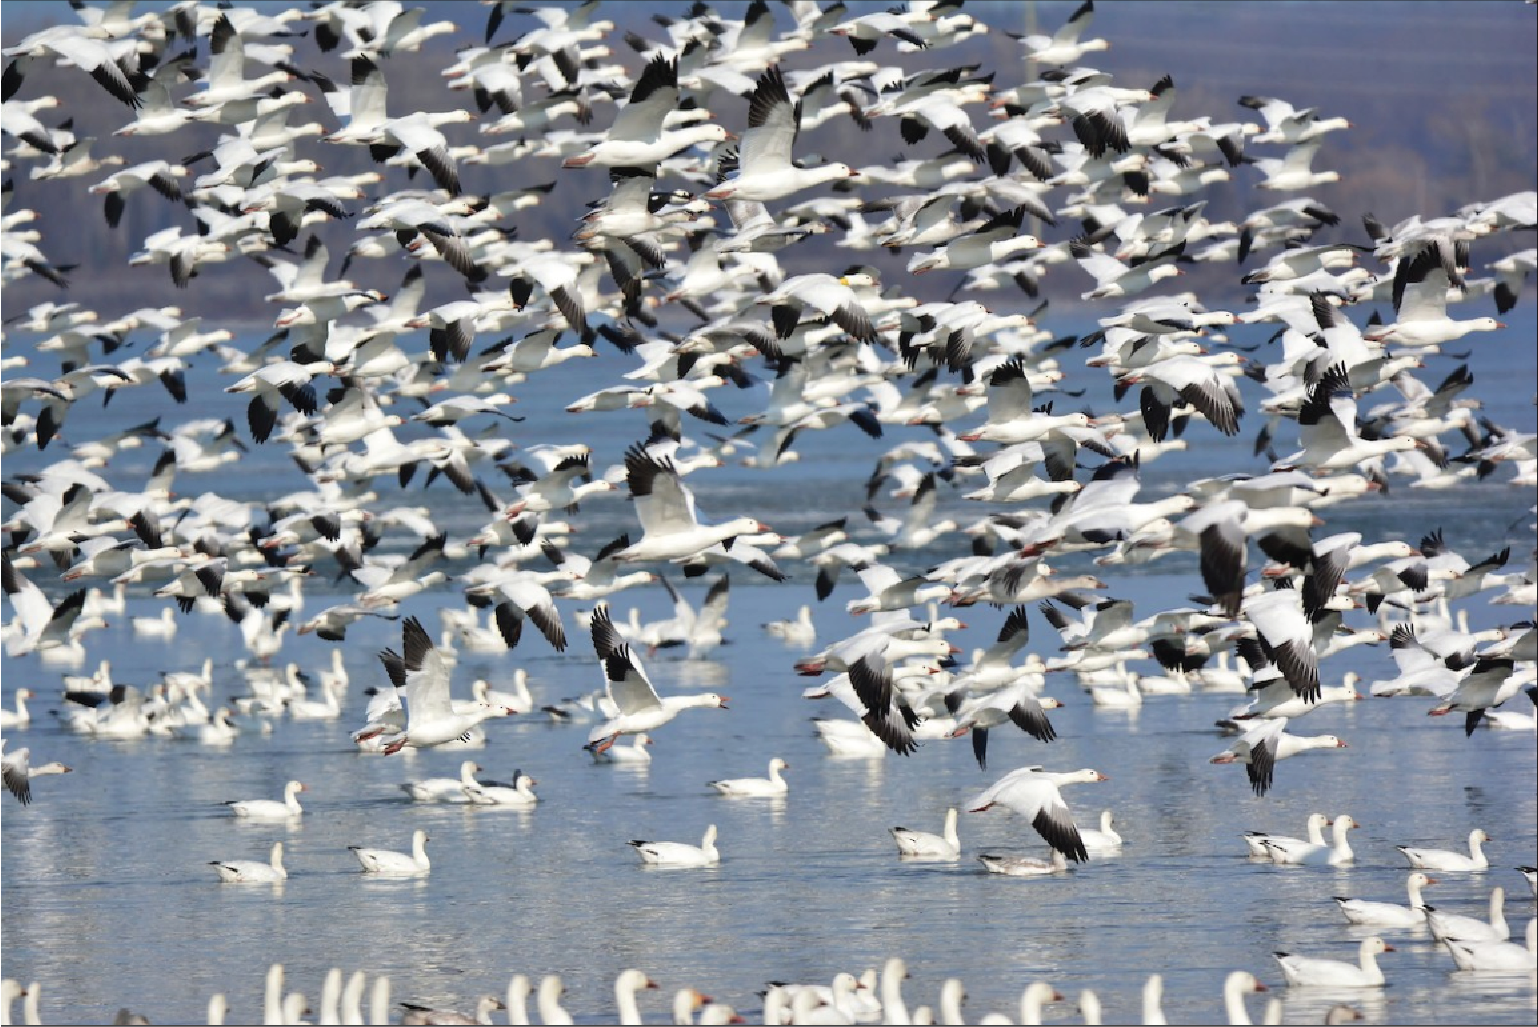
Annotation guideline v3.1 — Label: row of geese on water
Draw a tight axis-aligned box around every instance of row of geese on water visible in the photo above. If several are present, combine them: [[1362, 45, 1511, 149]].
[[16, 949, 1535, 1026]]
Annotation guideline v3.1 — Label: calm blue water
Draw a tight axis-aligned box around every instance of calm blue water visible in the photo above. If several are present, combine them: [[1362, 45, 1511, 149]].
[[2, 310, 1535, 1024]]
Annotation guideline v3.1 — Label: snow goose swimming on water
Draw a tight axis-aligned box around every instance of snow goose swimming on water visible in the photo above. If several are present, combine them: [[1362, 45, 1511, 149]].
[[1443, 918, 1536, 972], [400, 759, 483, 803], [1243, 812, 1332, 858], [977, 850, 1070, 877], [967, 765, 1105, 862], [583, 603, 728, 754], [611, 968, 659, 1025], [1333, 872, 1437, 927], [1398, 827, 1491, 872], [709, 757, 788, 797], [365, 617, 515, 755], [630, 824, 720, 867], [592, 730, 653, 764], [812, 717, 889, 758], [211, 841, 287, 883], [1425, 886, 1509, 943], [1264, 813, 1358, 866], [1274, 936, 1393, 988], [350, 828, 431, 875], [704, 64, 857, 203], [891, 807, 961, 859], [399, 994, 505, 1026], [225, 778, 306, 819], [464, 768, 539, 807], [1078, 810, 1123, 855]]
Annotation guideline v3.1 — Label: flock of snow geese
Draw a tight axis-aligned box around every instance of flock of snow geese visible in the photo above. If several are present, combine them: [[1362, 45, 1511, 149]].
[[2, 0, 1536, 1022]]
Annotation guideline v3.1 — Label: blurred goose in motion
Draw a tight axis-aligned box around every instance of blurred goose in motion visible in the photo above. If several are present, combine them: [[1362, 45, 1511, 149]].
[[1, 742, 72, 805]]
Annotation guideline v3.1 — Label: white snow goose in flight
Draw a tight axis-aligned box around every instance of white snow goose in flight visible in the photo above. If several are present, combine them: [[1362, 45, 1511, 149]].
[[364, 616, 515, 754], [968, 765, 1105, 862], [3, 23, 142, 110], [907, 206, 1040, 274], [1429, 657, 1519, 735], [1, 742, 72, 805], [704, 64, 858, 203], [460, 558, 570, 653], [1069, 239, 1183, 301], [1115, 352, 1245, 444], [1241, 583, 1321, 701], [1012, 0, 1110, 67], [613, 443, 769, 565], [828, 8, 935, 54], [224, 358, 336, 443], [561, 54, 730, 169], [1273, 363, 1420, 473], [946, 681, 1063, 770], [373, 109, 474, 197], [1363, 242, 1506, 348], [759, 270, 879, 342], [1209, 717, 1347, 796], [583, 603, 728, 754], [183, 14, 295, 111], [1238, 94, 1352, 145]]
